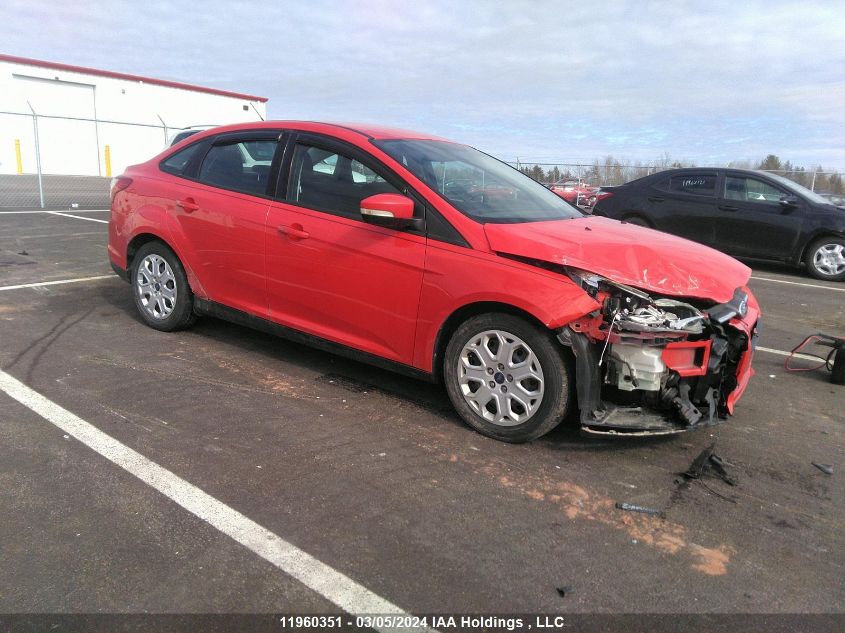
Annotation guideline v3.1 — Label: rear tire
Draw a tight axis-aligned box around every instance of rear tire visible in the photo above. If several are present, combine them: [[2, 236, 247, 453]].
[[804, 236, 845, 282], [443, 313, 571, 443], [130, 241, 196, 331]]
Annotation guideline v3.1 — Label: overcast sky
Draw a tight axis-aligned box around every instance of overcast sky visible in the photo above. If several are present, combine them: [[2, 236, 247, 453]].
[[2, 0, 844, 169]]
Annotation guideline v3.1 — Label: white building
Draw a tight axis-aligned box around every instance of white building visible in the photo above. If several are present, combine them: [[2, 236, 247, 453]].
[[0, 54, 268, 177]]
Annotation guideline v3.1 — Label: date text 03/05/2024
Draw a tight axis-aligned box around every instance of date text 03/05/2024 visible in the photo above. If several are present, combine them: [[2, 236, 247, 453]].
[[278, 615, 567, 630]]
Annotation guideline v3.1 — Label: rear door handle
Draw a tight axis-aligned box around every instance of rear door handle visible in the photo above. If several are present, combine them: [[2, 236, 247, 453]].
[[277, 224, 310, 240], [176, 198, 199, 212], [647, 196, 665, 202], [718, 204, 739, 212]]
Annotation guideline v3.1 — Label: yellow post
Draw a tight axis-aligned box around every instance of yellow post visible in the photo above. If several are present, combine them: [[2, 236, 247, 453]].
[[104, 144, 112, 177], [14, 139, 23, 174]]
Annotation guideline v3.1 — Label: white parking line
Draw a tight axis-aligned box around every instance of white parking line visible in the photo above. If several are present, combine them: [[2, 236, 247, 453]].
[[0, 275, 114, 292], [0, 369, 431, 632], [750, 275, 845, 292], [0, 231, 103, 240], [0, 209, 109, 214], [757, 346, 818, 362], [48, 211, 108, 224]]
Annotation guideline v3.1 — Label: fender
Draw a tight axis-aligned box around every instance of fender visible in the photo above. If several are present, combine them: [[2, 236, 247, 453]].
[[796, 228, 845, 264], [121, 203, 209, 299], [412, 243, 600, 372]]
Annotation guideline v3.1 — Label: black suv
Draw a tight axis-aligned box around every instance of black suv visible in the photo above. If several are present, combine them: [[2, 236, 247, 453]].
[[593, 168, 845, 281]]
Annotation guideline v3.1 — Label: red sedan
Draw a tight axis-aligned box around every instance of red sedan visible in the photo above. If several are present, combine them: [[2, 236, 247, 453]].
[[549, 180, 596, 206], [108, 122, 759, 442]]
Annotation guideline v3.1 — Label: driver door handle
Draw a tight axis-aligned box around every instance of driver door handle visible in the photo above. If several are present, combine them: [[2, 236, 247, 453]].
[[647, 196, 665, 203], [718, 204, 739, 212], [278, 224, 309, 240]]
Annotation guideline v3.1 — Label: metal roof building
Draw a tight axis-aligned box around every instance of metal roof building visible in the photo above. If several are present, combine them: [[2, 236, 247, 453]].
[[0, 54, 268, 177]]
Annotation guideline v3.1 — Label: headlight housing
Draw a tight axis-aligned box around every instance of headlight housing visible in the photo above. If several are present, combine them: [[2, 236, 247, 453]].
[[566, 268, 603, 295], [566, 268, 651, 301]]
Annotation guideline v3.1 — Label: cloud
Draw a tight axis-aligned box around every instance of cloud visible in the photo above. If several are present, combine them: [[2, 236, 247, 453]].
[[2, 0, 843, 168]]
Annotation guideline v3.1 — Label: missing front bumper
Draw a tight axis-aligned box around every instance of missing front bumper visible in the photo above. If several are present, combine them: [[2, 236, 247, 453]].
[[580, 405, 724, 436], [559, 326, 753, 437]]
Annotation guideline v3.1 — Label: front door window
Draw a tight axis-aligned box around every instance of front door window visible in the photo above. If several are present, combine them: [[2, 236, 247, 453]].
[[287, 144, 401, 218], [724, 176, 786, 203]]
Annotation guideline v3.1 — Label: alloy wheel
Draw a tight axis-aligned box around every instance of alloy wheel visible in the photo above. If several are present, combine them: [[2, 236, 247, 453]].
[[457, 329, 545, 426], [136, 254, 178, 319], [813, 243, 845, 277]]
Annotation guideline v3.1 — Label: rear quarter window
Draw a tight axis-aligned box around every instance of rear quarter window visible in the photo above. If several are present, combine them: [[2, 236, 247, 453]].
[[160, 143, 203, 176]]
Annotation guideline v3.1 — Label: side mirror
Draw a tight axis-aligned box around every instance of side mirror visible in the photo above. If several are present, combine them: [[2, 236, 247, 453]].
[[779, 194, 799, 208], [360, 193, 423, 230]]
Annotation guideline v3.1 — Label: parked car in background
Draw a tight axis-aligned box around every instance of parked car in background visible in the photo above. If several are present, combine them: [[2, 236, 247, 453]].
[[592, 168, 845, 281], [109, 122, 759, 442], [819, 193, 845, 208], [586, 188, 615, 210], [548, 180, 596, 207], [167, 125, 216, 146]]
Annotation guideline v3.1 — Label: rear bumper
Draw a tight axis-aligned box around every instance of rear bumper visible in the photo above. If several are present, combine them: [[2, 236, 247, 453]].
[[110, 259, 129, 283]]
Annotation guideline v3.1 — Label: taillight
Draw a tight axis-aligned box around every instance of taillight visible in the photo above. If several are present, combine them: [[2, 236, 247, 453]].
[[110, 176, 132, 203]]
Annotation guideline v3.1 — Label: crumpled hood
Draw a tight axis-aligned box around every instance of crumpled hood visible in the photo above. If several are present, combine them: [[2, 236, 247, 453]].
[[485, 216, 751, 303]]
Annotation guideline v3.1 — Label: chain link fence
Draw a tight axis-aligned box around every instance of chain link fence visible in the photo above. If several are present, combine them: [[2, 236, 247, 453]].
[[0, 174, 110, 209], [3, 110, 843, 210], [0, 108, 204, 209]]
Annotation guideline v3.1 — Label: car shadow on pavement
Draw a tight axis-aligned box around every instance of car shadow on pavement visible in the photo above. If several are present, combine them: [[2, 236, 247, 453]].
[[98, 282, 455, 409], [99, 282, 687, 452], [738, 258, 808, 278]]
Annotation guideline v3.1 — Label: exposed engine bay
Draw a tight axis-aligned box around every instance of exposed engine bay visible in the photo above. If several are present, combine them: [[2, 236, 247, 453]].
[[560, 269, 757, 435]]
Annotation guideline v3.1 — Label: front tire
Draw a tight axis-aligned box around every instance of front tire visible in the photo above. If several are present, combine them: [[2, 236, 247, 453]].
[[130, 241, 196, 331], [804, 236, 845, 282], [443, 313, 571, 443]]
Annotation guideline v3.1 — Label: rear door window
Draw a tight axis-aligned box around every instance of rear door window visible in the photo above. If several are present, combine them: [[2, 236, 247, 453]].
[[656, 174, 717, 197], [197, 139, 278, 196]]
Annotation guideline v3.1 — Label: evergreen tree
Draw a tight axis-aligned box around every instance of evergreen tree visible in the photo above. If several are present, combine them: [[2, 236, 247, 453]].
[[758, 154, 783, 171]]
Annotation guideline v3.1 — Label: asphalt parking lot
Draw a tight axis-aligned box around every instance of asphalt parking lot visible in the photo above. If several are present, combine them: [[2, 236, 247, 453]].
[[0, 208, 842, 628]]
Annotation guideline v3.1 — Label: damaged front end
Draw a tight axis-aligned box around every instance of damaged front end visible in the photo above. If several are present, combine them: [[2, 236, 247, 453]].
[[559, 269, 759, 436]]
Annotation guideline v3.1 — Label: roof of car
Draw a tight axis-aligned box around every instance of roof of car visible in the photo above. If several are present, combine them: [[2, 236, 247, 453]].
[[322, 122, 450, 141], [652, 167, 778, 177], [627, 167, 803, 186], [182, 120, 451, 143], [280, 121, 452, 141]]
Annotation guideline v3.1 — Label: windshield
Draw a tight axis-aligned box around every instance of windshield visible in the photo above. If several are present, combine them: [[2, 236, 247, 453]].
[[374, 139, 582, 223], [763, 172, 830, 205]]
